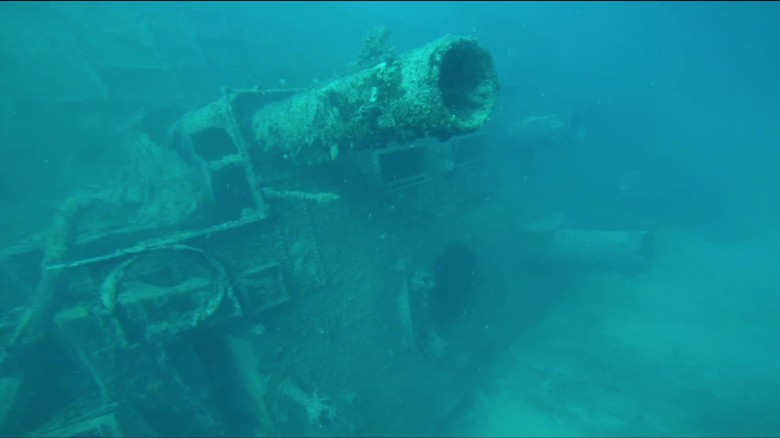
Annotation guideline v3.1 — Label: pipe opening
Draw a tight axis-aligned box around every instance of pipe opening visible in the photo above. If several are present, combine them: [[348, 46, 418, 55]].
[[438, 41, 497, 130]]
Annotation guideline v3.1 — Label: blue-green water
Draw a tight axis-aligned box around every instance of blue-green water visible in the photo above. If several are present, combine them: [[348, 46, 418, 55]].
[[0, 2, 778, 436]]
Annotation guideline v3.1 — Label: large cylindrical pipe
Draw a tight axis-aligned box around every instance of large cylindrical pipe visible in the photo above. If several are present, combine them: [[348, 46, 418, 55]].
[[524, 228, 655, 274], [250, 35, 499, 165]]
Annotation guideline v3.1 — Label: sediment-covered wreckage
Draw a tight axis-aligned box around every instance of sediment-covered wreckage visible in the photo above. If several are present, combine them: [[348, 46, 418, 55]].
[[0, 30, 653, 437]]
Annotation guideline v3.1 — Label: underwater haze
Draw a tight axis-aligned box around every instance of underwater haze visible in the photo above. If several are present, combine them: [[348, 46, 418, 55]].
[[0, 1, 779, 436]]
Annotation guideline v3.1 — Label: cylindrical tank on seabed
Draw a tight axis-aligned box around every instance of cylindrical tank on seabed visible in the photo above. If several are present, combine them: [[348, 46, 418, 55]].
[[522, 227, 655, 274]]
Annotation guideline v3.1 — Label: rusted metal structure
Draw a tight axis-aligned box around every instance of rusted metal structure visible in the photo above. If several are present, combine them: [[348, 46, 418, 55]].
[[0, 9, 653, 435], [0, 31, 505, 437]]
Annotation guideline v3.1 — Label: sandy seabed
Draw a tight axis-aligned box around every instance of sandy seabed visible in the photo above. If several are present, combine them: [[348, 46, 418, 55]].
[[457, 228, 780, 436]]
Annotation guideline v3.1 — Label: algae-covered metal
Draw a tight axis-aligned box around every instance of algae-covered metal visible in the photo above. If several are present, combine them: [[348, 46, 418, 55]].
[[250, 35, 499, 165], [0, 33, 503, 438]]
